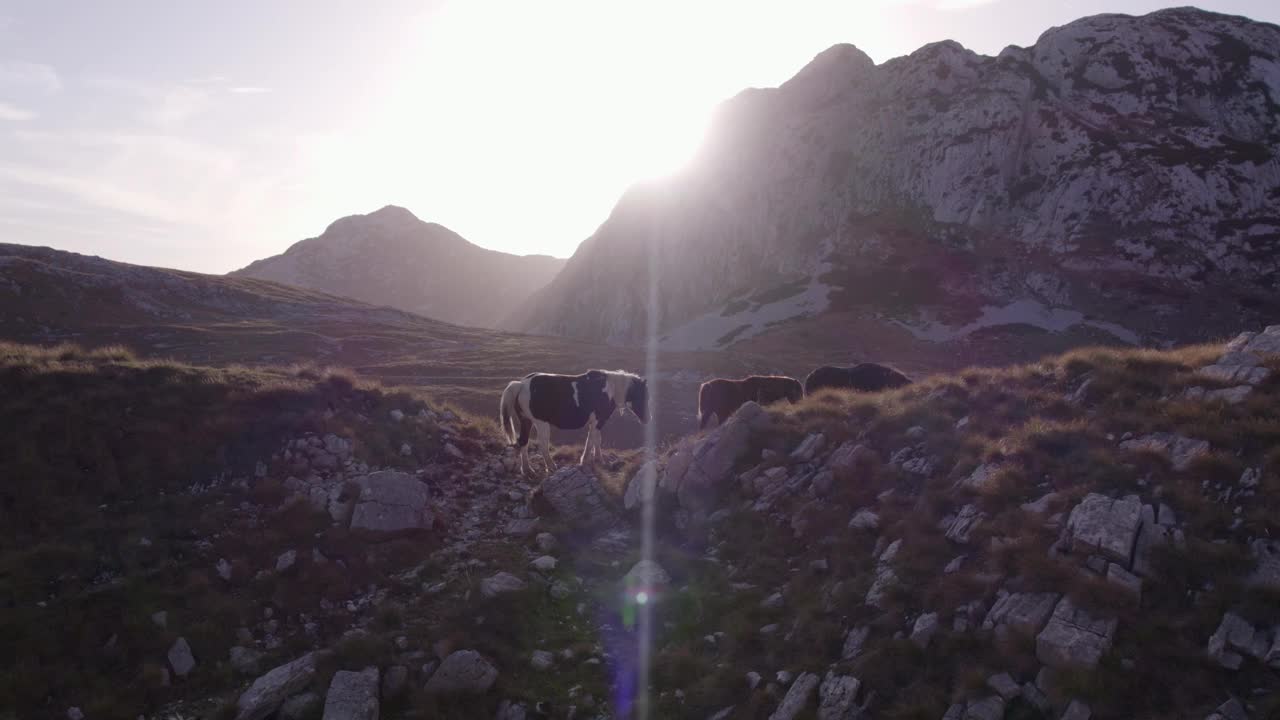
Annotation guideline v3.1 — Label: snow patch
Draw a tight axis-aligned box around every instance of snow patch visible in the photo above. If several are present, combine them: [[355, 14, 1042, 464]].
[[660, 275, 833, 351], [893, 299, 1141, 344]]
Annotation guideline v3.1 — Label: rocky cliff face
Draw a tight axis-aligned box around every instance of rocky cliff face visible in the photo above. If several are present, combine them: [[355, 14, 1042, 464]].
[[235, 206, 565, 329], [510, 8, 1280, 352]]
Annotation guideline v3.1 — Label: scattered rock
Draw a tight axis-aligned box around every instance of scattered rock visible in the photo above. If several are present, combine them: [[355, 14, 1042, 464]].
[[321, 667, 379, 720], [151, 610, 168, 629], [167, 637, 196, 678], [495, 700, 528, 720], [1207, 612, 1269, 669], [1105, 563, 1142, 599], [530, 555, 557, 572], [423, 650, 499, 695], [217, 558, 233, 582], [389, 409, 405, 422], [66, 708, 84, 720], [505, 518, 541, 537], [480, 572, 527, 598], [400, 442, 412, 456], [444, 443, 465, 460]]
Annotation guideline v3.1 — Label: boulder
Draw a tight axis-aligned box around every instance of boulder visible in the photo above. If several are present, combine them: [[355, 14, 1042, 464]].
[[1036, 597, 1117, 669], [480, 572, 527, 598], [791, 433, 826, 462], [349, 471, 433, 534], [1065, 494, 1142, 565], [230, 646, 265, 675], [623, 559, 671, 588], [623, 460, 660, 511], [943, 504, 985, 544], [1246, 539, 1280, 592], [531, 650, 554, 671], [848, 509, 880, 530], [1207, 612, 1269, 668], [381, 665, 408, 699], [827, 442, 877, 477], [1060, 699, 1091, 720], [321, 667, 379, 720], [817, 672, 861, 720], [279, 692, 322, 720], [910, 612, 940, 649], [964, 696, 1005, 720], [662, 401, 771, 516], [168, 637, 196, 678], [534, 466, 617, 529], [842, 626, 871, 660], [1119, 433, 1209, 471], [982, 592, 1060, 635], [769, 671, 819, 720], [423, 650, 498, 695], [236, 651, 326, 720], [961, 463, 1003, 492]]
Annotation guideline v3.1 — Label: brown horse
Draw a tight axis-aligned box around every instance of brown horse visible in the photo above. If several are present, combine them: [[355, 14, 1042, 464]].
[[698, 375, 803, 429], [803, 363, 912, 395]]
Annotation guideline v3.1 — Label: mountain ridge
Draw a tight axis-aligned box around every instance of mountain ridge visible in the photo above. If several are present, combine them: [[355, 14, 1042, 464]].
[[234, 205, 566, 329]]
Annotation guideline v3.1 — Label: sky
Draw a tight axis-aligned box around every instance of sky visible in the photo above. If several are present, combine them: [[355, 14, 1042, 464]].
[[1, 1, 1278, 273]]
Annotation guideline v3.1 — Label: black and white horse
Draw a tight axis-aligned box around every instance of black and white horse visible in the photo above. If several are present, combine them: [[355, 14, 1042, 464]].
[[500, 369, 648, 475]]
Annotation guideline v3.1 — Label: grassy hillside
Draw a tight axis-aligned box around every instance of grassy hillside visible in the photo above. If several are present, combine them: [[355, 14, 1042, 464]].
[[0, 343, 493, 718], [622, 337, 1280, 719]]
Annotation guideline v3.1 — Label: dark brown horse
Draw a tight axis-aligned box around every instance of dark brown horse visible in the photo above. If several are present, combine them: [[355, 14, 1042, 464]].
[[803, 363, 912, 395], [698, 375, 803, 429]]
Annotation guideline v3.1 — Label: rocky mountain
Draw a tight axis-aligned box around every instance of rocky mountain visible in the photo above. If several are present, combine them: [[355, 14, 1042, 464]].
[[234, 206, 565, 329], [509, 7, 1280, 359]]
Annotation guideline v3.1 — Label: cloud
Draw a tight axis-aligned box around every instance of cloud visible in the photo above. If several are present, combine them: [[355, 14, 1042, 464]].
[[0, 101, 33, 121], [229, 86, 271, 94], [0, 60, 61, 93]]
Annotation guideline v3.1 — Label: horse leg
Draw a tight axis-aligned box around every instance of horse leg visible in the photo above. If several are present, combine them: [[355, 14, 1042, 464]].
[[579, 415, 596, 466], [536, 420, 556, 473]]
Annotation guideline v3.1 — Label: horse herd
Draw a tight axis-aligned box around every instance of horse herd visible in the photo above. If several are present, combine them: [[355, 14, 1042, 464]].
[[499, 363, 911, 476]]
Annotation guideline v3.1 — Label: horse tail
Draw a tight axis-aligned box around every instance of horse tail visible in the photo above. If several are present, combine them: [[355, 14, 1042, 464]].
[[500, 381, 522, 445]]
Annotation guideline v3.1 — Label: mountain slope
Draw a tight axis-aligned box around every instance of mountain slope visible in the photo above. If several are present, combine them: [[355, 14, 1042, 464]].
[[508, 7, 1280, 356], [234, 206, 565, 328]]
